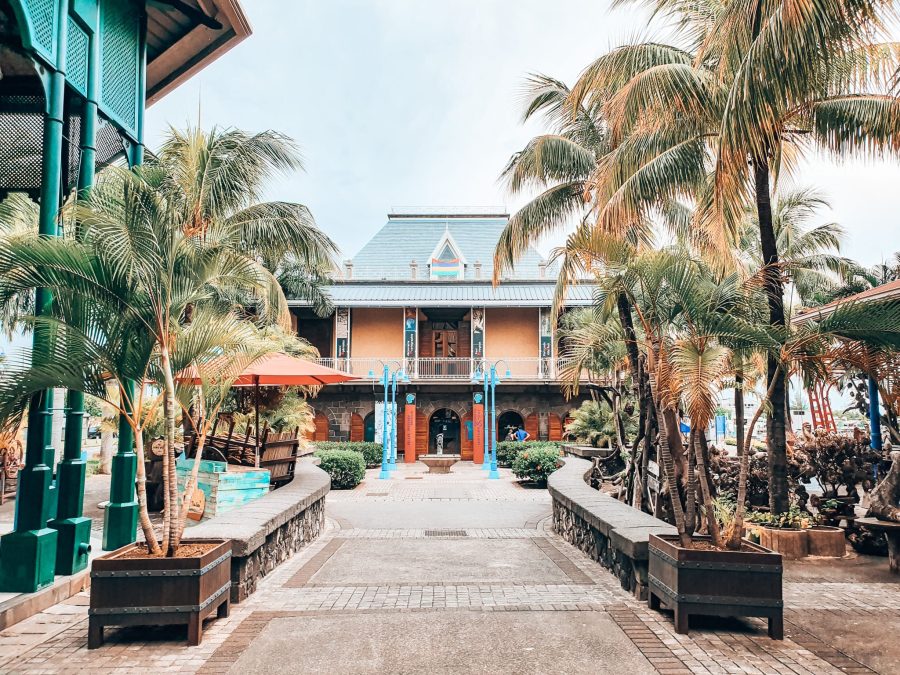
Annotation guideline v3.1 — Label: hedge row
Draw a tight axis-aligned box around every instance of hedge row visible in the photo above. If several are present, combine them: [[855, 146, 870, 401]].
[[315, 449, 366, 489], [495, 441, 563, 468], [511, 446, 563, 486], [314, 441, 384, 467]]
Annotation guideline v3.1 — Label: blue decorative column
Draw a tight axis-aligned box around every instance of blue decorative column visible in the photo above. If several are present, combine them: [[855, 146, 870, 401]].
[[379, 366, 390, 479], [869, 376, 883, 451], [488, 366, 499, 480]]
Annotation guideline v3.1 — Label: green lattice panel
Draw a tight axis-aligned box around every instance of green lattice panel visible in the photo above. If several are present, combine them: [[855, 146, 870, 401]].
[[66, 19, 90, 97], [21, 0, 58, 64], [98, 0, 139, 139]]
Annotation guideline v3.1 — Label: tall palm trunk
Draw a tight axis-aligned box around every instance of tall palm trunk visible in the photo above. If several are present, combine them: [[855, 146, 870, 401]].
[[660, 406, 691, 547], [694, 430, 722, 547], [160, 343, 180, 556], [685, 429, 697, 536], [616, 292, 648, 509], [754, 157, 788, 514], [730, 366, 782, 549], [134, 429, 161, 554], [735, 366, 745, 457]]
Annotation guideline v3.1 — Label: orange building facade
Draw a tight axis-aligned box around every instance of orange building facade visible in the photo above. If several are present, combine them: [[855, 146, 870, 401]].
[[291, 213, 595, 461]]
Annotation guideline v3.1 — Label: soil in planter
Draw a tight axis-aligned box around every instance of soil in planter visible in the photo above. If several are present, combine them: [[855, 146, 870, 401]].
[[683, 540, 758, 553], [117, 542, 220, 559]]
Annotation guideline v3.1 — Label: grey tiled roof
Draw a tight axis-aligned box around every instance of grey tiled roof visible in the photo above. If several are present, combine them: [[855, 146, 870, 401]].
[[348, 215, 553, 280], [289, 281, 595, 308]]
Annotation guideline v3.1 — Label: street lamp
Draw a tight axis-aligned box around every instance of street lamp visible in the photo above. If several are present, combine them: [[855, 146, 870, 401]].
[[388, 369, 410, 471], [369, 361, 406, 479], [473, 361, 511, 480]]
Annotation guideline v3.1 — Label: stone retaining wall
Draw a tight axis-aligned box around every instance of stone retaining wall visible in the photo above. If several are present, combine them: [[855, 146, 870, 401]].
[[560, 443, 617, 459], [189, 461, 330, 603], [548, 457, 675, 599]]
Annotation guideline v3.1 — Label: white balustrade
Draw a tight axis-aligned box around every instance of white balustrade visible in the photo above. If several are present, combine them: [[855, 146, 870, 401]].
[[314, 357, 591, 382]]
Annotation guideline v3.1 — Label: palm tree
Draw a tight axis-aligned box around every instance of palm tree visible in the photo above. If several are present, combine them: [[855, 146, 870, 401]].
[[152, 125, 337, 302], [0, 194, 39, 338], [560, 247, 779, 545], [494, 75, 697, 511], [739, 187, 853, 307], [0, 166, 293, 556], [568, 0, 900, 513]]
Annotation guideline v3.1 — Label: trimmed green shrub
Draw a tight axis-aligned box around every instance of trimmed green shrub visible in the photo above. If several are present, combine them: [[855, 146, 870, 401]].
[[315, 449, 366, 489], [314, 441, 384, 467], [512, 446, 562, 486], [495, 441, 523, 467], [496, 441, 563, 467]]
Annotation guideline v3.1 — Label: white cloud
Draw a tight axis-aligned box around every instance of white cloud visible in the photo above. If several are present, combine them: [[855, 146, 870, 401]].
[[145, 0, 900, 266]]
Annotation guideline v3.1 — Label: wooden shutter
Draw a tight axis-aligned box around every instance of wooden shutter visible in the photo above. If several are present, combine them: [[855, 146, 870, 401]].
[[419, 322, 434, 358], [458, 320, 471, 358], [525, 413, 539, 441], [461, 410, 473, 460], [349, 413, 364, 442], [313, 413, 329, 441], [548, 414, 563, 442], [415, 410, 428, 458]]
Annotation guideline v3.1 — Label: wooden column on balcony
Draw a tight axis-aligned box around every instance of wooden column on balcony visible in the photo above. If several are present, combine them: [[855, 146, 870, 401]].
[[404, 308, 417, 377], [472, 393, 485, 464], [334, 307, 350, 368], [472, 308, 485, 375], [404, 394, 417, 463], [539, 307, 553, 379]]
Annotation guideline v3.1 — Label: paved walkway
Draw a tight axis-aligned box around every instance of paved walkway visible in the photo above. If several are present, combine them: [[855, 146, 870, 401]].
[[0, 463, 897, 673]]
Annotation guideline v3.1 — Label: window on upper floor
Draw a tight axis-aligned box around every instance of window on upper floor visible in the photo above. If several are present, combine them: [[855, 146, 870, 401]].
[[429, 233, 465, 280]]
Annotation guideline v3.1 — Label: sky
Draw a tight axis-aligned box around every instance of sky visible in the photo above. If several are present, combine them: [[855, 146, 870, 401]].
[[144, 0, 900, 268]]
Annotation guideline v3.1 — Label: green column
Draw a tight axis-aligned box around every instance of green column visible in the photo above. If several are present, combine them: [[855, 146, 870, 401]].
[[102, 381, 138, 551], [48, 11, 99, 574], [102, 12, 146, 551], [0, 0, 68, 592]]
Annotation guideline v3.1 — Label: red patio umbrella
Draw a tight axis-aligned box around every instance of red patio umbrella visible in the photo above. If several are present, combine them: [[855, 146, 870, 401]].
[[179, 354, 359, 465]]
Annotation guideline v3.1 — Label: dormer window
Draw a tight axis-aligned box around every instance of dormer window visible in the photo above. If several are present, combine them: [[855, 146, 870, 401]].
[[429, 230, 466, 280]]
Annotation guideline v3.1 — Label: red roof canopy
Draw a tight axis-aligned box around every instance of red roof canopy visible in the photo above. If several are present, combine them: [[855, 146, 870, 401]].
[[179, 354, 358, 387]]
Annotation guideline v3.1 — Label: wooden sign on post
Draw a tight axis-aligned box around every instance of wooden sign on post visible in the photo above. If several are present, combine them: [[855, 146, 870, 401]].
[[473, 393, 485, 464], [405, 393, 417, 463]]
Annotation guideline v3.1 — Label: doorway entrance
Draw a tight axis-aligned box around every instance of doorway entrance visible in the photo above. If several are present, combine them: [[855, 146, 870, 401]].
[[429, 409, 460, 455], [497, 411, 525, 442], [363, 412, 375, 442]]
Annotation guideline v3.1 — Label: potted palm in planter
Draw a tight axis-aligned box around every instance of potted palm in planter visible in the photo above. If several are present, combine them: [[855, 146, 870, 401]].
[[0, 128, 336, 646]]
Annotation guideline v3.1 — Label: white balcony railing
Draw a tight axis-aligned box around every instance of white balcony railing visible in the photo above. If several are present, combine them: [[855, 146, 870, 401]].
[[315, 357, 592, 382]]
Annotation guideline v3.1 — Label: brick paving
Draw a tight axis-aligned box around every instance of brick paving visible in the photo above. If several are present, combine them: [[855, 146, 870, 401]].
[[0, 462, 894, 673]]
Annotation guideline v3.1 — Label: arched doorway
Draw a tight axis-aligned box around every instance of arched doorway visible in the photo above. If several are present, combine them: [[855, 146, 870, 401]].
[[497, 411, 524, 442], [363, 412, 376, 442], [429, 409, 460, 455]]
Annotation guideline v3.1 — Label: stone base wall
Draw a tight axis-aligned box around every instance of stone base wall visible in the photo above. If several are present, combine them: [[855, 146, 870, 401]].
[[312, 389, 587, 443], [189, 461, 330, 604], [548, 457, 676, 601], [552, 499, 647, 597], [230, 496, 325, 602]]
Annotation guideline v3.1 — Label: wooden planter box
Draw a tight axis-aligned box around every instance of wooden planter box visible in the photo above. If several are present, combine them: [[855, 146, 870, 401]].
[[648, 534, 783, 639], [807, 526, 846, 557], [759, 527, 808, 559], [88, 539, 232, 648]]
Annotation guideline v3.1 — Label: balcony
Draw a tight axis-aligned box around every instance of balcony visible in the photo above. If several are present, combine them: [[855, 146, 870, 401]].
[[314, 357, 592, 383]]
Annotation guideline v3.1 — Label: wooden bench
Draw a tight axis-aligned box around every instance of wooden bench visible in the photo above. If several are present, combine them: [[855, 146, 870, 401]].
[[186, 417, 302, 489], [855, 517, 900, 573]]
